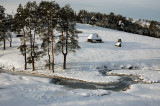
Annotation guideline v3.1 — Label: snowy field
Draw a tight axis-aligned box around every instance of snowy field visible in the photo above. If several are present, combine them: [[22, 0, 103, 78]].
[[0, 23, 160, 106], [1, 73, 160, 106]]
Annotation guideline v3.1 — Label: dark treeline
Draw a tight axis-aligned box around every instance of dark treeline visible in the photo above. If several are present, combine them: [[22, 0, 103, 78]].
[[76, 10, 160, 38]]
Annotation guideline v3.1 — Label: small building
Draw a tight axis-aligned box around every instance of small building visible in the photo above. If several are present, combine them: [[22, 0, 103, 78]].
[[115, 39, 122, 47], [115, 42, 121, 47], [16, 34, 23, 37], [87, 33, 102, 43]]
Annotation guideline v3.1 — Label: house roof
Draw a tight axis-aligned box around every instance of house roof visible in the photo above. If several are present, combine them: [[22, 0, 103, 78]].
[[88, 33, 102, 40], [115, 42, 121, 47]]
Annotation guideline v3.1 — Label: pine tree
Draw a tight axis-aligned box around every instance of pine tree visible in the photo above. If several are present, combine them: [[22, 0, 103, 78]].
[[107, 12, 117, 29], [38, 1, 59, 72], [15, 1, 43, 71], [38, 1, 59, 71], [14, 4, 28, 70], [0, 5, 6, 50], [5, 14, 14, 47], [0, 6, 14, 50], [149, 21, 158, 37], [38, 1, 51, 69], [24, 1, 41, 71], [55, 5, 80, 69], [77, 10, 90, 24], [0, 5, 4, 46], [101, 14, 108, 27]]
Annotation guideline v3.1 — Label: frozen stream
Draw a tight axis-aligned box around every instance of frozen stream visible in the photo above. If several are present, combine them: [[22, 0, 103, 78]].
[[1, 69, 144, 92], [50, 74, 143, 91]]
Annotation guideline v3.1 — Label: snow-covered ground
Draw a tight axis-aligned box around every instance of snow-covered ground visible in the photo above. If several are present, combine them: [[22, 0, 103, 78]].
[[0, 73, 160, 106], [0, 23, 160, 106]]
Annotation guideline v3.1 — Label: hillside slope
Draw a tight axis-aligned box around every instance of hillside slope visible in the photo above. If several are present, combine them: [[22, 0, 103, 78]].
[[0, 23, 160, 83]]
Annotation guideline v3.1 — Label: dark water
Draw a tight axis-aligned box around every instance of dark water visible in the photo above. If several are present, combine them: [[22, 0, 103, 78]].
[[50, 76, 140, 91]]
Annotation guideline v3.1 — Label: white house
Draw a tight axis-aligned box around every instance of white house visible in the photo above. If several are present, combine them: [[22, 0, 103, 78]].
[[87, 33, 102, 43]]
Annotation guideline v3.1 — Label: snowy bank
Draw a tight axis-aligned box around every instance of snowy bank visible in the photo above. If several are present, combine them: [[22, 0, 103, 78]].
[[1, 73, 160, 106]]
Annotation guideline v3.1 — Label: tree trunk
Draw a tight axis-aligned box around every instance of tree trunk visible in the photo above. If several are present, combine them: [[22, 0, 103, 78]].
[[23, 28, 27, 70], [48, 55, 50, 70], [48, 29, 50, 70], [24, 55, 27, 70], [51, 14, 54, 73], [30, 40, 34, 71], [51, 30, 54, 72], [32, 29, 36, 71], [63, 53, 67, 69], [48, 41, 50, 70], [9, 33, 12, 47], [10, 37, 12, 47], [10, 41, 12, 47], [3, 32, 5, 50], [29, 28, 34, 71], [31, 55, 35, 71], [64, 31, 68, 69], [61, 31, 67, 69], [62, 30, 68, 70]]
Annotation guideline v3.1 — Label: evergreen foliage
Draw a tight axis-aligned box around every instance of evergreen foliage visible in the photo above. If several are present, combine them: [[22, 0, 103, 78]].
[[55, 5, 80, 69], [5, 14, 14, 47], [15, 1, 44, 71], [0, 5, 14, 50], [77, 10, 160, 38], [14, 4, 28, 70], [38, 1, 60, 71]]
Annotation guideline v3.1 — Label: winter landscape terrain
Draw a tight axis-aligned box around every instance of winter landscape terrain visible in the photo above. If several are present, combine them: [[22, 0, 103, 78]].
[[0, 23, 160, 106]]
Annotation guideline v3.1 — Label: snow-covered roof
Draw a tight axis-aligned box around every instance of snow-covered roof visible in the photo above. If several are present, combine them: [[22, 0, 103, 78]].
[[88, 33, 102, 40], [115, 42, 121, 47]]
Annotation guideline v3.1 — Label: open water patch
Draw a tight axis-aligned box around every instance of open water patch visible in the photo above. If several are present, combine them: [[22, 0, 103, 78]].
[[50, 75, 142, 91]]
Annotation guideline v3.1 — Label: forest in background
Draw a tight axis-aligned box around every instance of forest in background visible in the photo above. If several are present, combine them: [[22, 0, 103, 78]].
[[76, 10, 160, 38]]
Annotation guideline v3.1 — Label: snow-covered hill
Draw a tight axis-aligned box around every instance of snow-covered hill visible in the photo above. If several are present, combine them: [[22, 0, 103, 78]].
[[76, 23, 160, 70], [0, 23, 160, 106], [0, 23, 160, 83]]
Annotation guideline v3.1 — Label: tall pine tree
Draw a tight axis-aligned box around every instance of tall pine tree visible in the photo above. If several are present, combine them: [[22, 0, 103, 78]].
[[55, 5, 80, 69], [16, 1, 43, 71], [5, 14, 14, 47], [24, 1, 42, 71], [38, 1, 60, 72], [0, 5, 7, 50], [15, 4, 28, 70]]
